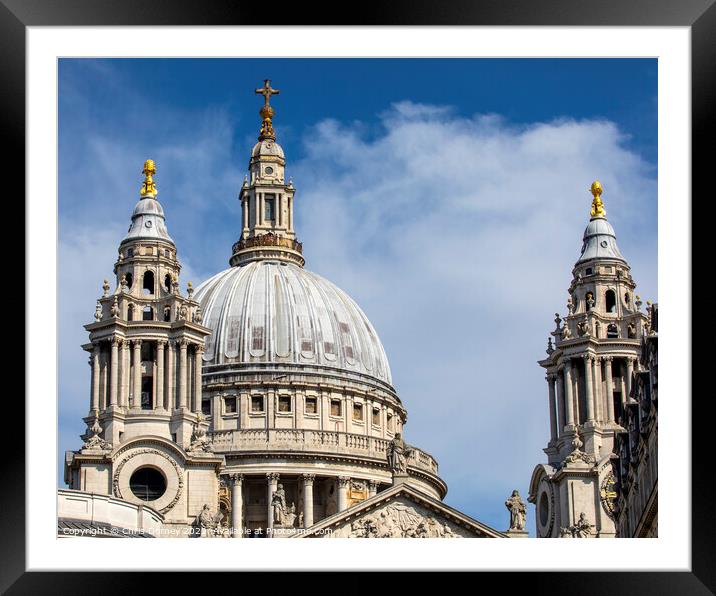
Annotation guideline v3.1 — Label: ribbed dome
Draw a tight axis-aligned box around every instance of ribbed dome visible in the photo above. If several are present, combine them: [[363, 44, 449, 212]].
[[195, 261, 392, 385], [121, 197, 174, 245], [577, 216, 625, 263]]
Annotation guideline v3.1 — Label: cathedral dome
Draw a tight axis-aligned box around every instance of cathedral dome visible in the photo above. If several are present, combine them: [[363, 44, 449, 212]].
[[195, 260, 393, 386]]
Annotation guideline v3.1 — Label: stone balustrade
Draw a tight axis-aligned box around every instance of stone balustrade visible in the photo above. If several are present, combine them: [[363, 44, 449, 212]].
[[209, 428, 439, 475]]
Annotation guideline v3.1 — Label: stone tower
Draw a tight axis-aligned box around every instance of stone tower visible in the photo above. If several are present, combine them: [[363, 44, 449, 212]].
[[66, 161, 223, 531], [528, 181, 648, 538], [231, 79, 303, 268]]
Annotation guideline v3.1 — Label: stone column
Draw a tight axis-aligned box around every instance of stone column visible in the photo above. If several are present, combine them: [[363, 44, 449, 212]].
[[555, 370, 566, 435], [131, 339, 142, 408], [91, 344, 100, 413], [267, 473, 279, 534], [166, 340, 175, 409], [337, 476, 350, 512], [230, 474, 243, 538], [178, 339, 188, 410], [584, 354, 595, 424], [99, 349, 107, 410], [289, 195, 294, 231], [302, 474, 315, 528], [604, 356, 615, 423], [119, 340, 129, 407], [564, 360, 575, 429], [194, 345, 204, 413], [626, 357, 635, 400], [593, 356, 603, 423], [368, 480, 378, 498], [156, 340, 165, 410], [108, 338, 119, 407], [547, 374, 558, 441]]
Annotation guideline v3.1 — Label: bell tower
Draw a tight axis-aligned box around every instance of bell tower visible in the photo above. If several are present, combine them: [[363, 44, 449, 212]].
[[528, 181, 649, 538], [81, 160, 212, 449], [231, 79, 304, 267]]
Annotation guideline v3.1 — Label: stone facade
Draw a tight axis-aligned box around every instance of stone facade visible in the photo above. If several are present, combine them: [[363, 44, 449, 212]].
[[63, 81, 503, 538], [528, 182, 656, 538], [613, 302, 658, 537]]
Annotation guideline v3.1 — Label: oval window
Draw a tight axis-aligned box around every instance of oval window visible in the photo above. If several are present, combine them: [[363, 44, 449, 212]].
[[539, 491, 549, 527], [129, 467, 167, 501]]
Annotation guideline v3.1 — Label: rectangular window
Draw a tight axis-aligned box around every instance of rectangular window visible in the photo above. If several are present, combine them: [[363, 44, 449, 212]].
[[305, 396, 317, 414], [251, 395, 264, 413], [353, 403, 364, 421], [264, 194, 276, 221], [278, 395, 292, 413], [372, 408, 381, 426], [224, 396, 237, 414], [330, 399, 342, 417], [387, 413, 394, 431], [201, 398, 211, 416]]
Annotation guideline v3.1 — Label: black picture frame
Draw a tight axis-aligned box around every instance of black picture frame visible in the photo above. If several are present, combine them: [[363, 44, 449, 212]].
[[4, 0, 708, 590]]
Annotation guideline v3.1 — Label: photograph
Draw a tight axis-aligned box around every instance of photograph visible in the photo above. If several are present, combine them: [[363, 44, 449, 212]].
[[56, 57, 658, 541]]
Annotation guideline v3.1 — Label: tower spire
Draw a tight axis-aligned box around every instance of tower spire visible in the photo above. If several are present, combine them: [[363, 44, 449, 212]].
[[255, 79, 280, 141]]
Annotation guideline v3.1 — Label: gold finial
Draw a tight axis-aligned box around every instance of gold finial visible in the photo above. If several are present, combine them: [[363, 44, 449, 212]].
[[255, 79, 280, 140], [589, 180, 606, 218], [140, 159, 158, 197]]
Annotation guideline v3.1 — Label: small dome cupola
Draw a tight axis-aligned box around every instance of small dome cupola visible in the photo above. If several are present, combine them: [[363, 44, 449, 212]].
[[231, 80, 303, 268], [121, 159, 174, 245], [576, 180, 625, 264]]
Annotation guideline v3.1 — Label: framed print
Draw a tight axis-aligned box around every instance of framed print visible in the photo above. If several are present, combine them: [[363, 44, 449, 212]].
[[5, 0, 710, 590]]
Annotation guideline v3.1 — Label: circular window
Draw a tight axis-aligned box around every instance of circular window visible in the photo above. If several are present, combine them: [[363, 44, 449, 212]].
[[145, 220, 153, 228], [265, 166, 274, 174], [129, 467, 167, 501], [539, 492, 549, 527], [600, 240, 608, 248]]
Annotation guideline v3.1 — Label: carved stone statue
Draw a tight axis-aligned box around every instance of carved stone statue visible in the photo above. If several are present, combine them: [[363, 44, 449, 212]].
[[271, 484, 287, 525], [102, 279, 110, 297], [193, 307, 203, 324], [505, 490, 527, 531], [94, 301, 103, 322], [111, 297, 120, 318], [564, 430, 596, 465], [627, 321, 637, 338], [188, 417, 213, 453], [387, 433, 412, 474], [196, 504, 226, 537], [560, 512, 593, 538], [561, 320, 571, 340]]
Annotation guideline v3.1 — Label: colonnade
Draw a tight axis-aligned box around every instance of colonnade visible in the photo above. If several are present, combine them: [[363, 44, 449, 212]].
[[545, 354, 638, 440], [228, 473, 381, 537], [89, 337, 205, 413]]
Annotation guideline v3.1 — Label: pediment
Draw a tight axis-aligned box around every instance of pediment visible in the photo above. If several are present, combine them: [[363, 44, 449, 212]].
[[297, 483, 506, 538]]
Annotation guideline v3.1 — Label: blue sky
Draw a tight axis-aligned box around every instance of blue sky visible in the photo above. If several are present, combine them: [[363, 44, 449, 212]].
[[58, 58, 657, 534]]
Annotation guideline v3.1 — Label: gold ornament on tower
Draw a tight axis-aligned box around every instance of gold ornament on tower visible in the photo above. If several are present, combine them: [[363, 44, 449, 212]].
[[589, 180, 606, 218], [140, 159, 158, 197], [255, 79, 280, 140]]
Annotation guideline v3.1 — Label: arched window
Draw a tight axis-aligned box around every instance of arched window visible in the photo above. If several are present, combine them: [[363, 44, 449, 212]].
[[163, 307, 171, 322], [142, 306, 154, 321], [624, 292, 630, 305], [605, 290, 617, 313], [143, 271, 154, 295], [125, 272, 133, 289], [127, 304, 134, 321], [164, 273, 172, 293], [607, 323, 619, 338]]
